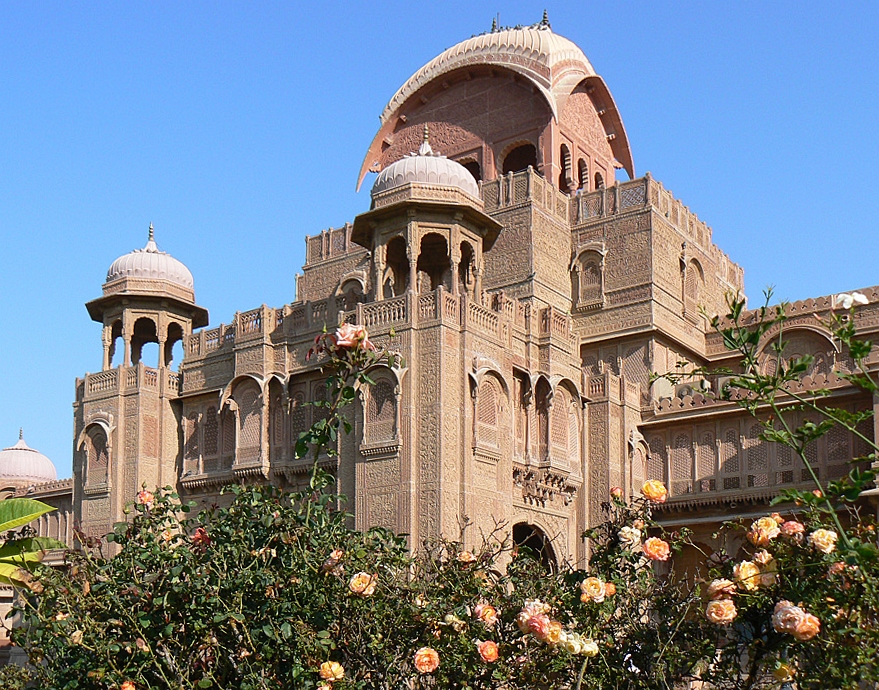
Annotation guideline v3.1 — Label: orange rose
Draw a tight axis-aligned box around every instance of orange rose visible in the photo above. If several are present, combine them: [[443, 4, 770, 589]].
[[610, 486, 624, 499], [457, 550, 477, 565], [414, 646, 440, 674], [793, 612, 821, 641], [641, 480, 668, 503], [705, 599, 737, 625], [120, 682, 136, 690], [642, 537, 670, 561], [321, 549, 344, 575], [604, 581, 616, 597], [319, 661, 345, 681], [477, 639, 499, 663], [544, 620, 563, 645], [474, 603, 498, 627], [808, 528, 838, 554], [772, 601, 821, 641]]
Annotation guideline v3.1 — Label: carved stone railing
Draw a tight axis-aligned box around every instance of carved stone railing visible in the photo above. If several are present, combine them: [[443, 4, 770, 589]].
[[360, 295, 407, 329], [481, 168, 570, 223], [85, 370, 117, 395]]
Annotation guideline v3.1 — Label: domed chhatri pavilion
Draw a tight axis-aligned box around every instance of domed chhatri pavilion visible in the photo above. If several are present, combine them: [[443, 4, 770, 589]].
[[19, 18, 879, 566]]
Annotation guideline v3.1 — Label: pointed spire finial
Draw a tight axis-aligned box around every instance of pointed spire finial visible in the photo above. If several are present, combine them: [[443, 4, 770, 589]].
[[417, 124, 435, 156], [541, 9, 550, 27], [19, 428, 23, 441], [148, 222, 154, 242], [491, 16, 497, 32]]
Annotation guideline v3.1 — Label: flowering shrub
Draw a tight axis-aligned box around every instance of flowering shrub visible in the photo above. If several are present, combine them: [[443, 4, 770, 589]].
[[2, 303, 879, 689]]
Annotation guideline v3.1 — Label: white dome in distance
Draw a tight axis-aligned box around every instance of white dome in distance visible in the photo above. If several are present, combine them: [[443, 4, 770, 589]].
[[106, 224, 194, 290], [0, 431, 58, 489], [371, 127, 480, 199]]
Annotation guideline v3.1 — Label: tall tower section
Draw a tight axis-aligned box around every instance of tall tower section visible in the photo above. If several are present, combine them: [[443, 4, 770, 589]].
[[359, 18, 634, 312], [73, 226, 208, 540]]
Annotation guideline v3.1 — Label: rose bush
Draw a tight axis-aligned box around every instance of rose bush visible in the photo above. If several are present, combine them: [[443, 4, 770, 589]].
[[2, 301, 879, 689]]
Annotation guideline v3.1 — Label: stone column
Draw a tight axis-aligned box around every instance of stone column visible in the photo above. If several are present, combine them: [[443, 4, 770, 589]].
[[101, 326, 111, 371]]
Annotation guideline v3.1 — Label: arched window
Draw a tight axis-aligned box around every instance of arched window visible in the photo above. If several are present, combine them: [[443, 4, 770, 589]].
[[476, 377, 500, 449], [573, 250, 603, 307], [85, 426, 109, 486], [513, 523, 557, 571], [535, 379, 552, 461], [502, 143, 537, 175], [131, 317, 158, 367], [594, 172, 604, 189], [458, 241, 476, 296], [164, 322, 184, 369], [339, 279, 365, 311], [684, 259, 704, 318], [577, 159, 588, 190], [183, 412, 200, 475], [384, 236, 409, 297], [366, 378, 397, 444], [461, 160, 481, 183], [558, 144, 573, 193], [234, 381, 262, 463], [416, 232, 451, 292], [108, 320, 123, 367]]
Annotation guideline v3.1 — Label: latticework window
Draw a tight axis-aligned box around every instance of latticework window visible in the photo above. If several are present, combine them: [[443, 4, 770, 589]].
[[697, 431, 716, 492], [671, 433, 693, 495], [476, 378, 499, 449], [86, 427, 109, 485], [366, 379, 397, 444], [237, 385, 261, 462], [745, 423, 769, 488], [720, 427, 740, 490], [647, 435, 666, 483], [204, 407, 218, 456], [623, 344, 650, 386], [184, 412, 200, 474]]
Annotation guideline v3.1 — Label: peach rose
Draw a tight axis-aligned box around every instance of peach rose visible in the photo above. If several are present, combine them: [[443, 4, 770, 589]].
[[828, 561, 846, 576], [604, 581, 617, 597], [580, 576, 606, 603], [705, 599, 737, 625], [641, 480, 668, 503], [772, 601, 820, 641], [610, 486, 624, 499], [474, 603, 498, 627], [770, 512, 784, 524], [733, 560, 762, 591], [809, 528, 838, 554], [632, 518, 646, 530], [515, 599, 550, 632], [135, 490, 154, 508], [526, 613, 551, 640], [348, 571, 378, 597], [414, 646, 440, 674], [781, 520, 805, 542], [319, 661, 345, 681], [643, 537, 671, 561], [477, 639, 499, 663], [120, 682, 136, 690], [457, 550, 477, 565], [706, 578, 736, 600], [747, 516, 781, 547]]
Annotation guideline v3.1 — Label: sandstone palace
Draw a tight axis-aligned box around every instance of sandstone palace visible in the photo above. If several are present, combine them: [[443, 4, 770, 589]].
[[5, 18, 878, 576]]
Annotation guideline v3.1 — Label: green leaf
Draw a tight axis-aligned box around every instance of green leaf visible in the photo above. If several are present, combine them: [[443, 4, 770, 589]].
[[0, 498, 55, 533], [0, 537, 65, 562]]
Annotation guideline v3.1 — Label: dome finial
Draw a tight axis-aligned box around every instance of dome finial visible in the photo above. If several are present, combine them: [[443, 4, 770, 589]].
[[491, 16, 497, 32], [145, 222, 159, 252], [148, 222, 154, 242], [19, 428, 23, 441], [540, 9, 550, 28], [417, 124, 435, 156]]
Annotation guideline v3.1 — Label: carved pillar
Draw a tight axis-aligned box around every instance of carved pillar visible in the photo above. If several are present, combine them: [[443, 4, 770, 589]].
[[157, 335, 167, 369], [374, 244, 386, 301], [101, 326, 111, 371], [450, 247, 461, 296]]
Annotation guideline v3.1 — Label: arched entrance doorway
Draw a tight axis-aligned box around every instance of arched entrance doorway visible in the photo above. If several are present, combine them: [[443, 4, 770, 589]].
[[513, 522, 557, 571]]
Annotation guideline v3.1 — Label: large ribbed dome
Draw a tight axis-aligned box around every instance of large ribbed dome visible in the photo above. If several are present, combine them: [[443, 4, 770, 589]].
[[0, 432, 57, 489], [371, 130, 480, 199], [106, 224, 194, 290]]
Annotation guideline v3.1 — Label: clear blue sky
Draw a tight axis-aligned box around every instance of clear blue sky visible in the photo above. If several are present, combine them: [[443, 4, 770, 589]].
[[1, 1, 877, 477]]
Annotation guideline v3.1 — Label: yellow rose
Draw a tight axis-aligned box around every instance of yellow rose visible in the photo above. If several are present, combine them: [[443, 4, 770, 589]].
[[319, 661, 345, 681], [580, 576, 606, 603], [641, 480, 668, 503], [747, 516, 781, 547], [348, 571, 378, 597], [773, 663, 795, 682], [733, 560, 761, 591], [808, 528, 838, 554], [705, 599, 737, 625]]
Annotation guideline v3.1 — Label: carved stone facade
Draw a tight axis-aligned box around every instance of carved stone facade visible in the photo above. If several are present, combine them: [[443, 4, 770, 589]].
[[17, 21, 878, 568]]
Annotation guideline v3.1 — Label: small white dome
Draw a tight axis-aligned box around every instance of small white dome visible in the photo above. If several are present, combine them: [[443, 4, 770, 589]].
[[0, 432, 57, 489], [371, 130, 480, 199], [106, 224, 194, 290]]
